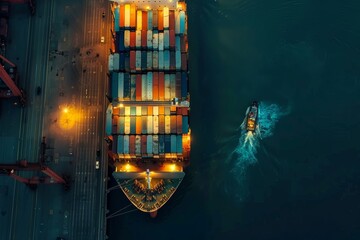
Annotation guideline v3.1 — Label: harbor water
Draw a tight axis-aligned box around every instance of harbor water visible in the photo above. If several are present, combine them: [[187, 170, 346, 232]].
[[107, 0, 360, 239]]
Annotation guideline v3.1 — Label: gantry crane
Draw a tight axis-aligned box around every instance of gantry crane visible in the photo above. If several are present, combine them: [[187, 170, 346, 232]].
[[0, 137, 70, 190], [0, 54, 26, 105]]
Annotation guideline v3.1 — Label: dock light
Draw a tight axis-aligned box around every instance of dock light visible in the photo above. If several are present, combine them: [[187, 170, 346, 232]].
[[170, 164, 176, 171], [146, 6, 150, 10], [119, 103, 124, 108], [63, 107, 69, 113], [125, 164, 130, 171]]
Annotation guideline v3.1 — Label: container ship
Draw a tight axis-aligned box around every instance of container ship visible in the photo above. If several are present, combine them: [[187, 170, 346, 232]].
[[106, 0, 190, 216]]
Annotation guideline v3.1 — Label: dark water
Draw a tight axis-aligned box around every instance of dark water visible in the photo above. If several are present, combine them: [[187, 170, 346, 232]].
[[108, 0, 360, 239]]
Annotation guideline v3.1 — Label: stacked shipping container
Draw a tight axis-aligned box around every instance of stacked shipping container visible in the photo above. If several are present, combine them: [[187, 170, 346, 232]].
[[109, 3, 190, 160]]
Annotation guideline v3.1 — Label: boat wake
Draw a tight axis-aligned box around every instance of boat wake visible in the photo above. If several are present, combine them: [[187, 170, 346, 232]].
[[230, 102, 290, 185]]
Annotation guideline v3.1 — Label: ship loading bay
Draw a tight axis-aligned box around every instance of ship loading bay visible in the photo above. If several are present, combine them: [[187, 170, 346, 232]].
[[0, 0, 190, 239]]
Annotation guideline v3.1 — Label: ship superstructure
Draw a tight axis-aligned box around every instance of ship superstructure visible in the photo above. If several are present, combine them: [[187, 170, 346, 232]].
[[106, 0, 190, 214]]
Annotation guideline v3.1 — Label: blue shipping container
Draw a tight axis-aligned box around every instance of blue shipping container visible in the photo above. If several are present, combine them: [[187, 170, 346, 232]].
[[165, 135, 171, 153], [179, 11, 185, 34], [170, 135, 176, 153], [147, 135, 153, 154], [117, 135, 124, 154], [147, 10, 153, 30], [130, 116, 136, 134], [111, 73, 118, 98], [181, 72, 187, 98], [119, 30, 125, 51], [141, 51, 147, 70], [123, 73, 130, 99], [120, 53, 125, 71], [182, 116, 189, 133], [114, 8, 120, 31], [176, 135, 182, 153], [159, 135, 165, 153], [119, 117, 125, 134]]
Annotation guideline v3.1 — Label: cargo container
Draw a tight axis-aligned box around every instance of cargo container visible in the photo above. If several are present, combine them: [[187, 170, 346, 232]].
[[130, 116, 136, 134], [136, 74, 142, 100], [164, 30, 170, 49], [152, 72, 159, 101], [135, 51, 141, 71], [147, 10, 153, 30], [153, 115, 159, 134], [120, 5, 125, 28], [153, 11, 158, 29], [147, 135, 153, 155], [163, 7, 169, 29], [171, 135, 176, 153], [153, 135, 159, 154], [176, 135, 182, 153], [165, 106, 171, 115], [180, 35, 187, 52], [141, 51, 147, 70], [170, 74, 176, 99], [124, 135, 130, 154], [118, 117, 125, 134], [175, 36, 181, 51], [176, 72, 181, 97], [147, 51, 153, 70], [164, 50, 170, 70], [130, 51, 136, 71], [175, 10, 180, 34], [118, 135, 124, 154], [182, 116, 189, 133], [141, 30, 147, 49], [141, 106, 148, 115], [170, 115, 176, 133], [159, 50, 164, 70], [148, 106, 153, 115], [130, 4, 136, 28], [147, 30, 153, 49], [130, 31, 136, 48], [169, 10, 175, 31], [159, 32, 164, 51], [119, 30, 125, 51], [164, 135, 171, 152], [153, 32, 159, 50], [153, 106, 159, 116], [181, 72, 187, 98], [141, 116, 147, 134], [159, 115, 165, 134], [159, 135, 165, 153], [152, 51, 158, 69], [124, 73, 131, 99], [141, 74, 147, 100], [159, 106, 165, 115], [119, 53, 125, 70], [129, 135, 136, 154], [170, 51, 175, 70], [176, 115, 182, 134], [125, 4, 131, 28], [164, 74, 170, 100], [147, 72, 153, 100], [142, 11, 148, 31], [141, 135, 147, 154], [113, 53, 120, 71], [147, 116, 153, 134], [118, 72, 124, 100], [136, 10, 142, 30], [159, 72, 165, 100], [136, 106, 142, 116], [165, 115, 171, 134], [111, 73, 118, 98], [175, 50, 181, 70], [135, 135, 141, 155], [169, 30, 175, 49], [181, 53, 187, 71], [114, 7, 120, 31], [124, 30, 130, 48], [179, 11, 186, 34], [130, 106, 136, 116], [136, 30, 141, 48], [158, 10, 163, 31], [108, 54, 114, 71], [136, 116, 142, 134]]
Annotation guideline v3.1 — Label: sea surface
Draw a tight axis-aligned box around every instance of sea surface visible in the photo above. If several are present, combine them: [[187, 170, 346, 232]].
[[107, 0, 360, 239]]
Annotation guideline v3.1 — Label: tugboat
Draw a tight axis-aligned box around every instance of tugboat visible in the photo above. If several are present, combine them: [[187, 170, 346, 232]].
[[246, 101, 258, 133]]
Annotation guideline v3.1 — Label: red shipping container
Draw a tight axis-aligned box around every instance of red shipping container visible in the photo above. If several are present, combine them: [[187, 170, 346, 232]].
[[181, 53, 187, 71], [113, 107, 120, 116], [136, 74, 142, 100], [148, 106, 153, 115], [142, 11, 148, 31], [129, 135, 136, 154], [169, 10, 175, 30], [182, 107, 188, 115], [169, 30, 175, 48], [141, 135, 147, 154], [153, 72, 159, 101], [176, 107, 182, 115], [141, 30, 147, 48], [120, 5, 125, 28], [130, 31, 136, 48], [130, 4, 136, 28], [159, 115, 165, 134], [180, 35, 188, 53], [176, 72, 181, 97], [158, 72, 165, 100], [170, 115, 176, 133], [158, 10, 163, 31], [177, 115, 182, 134], [130, 51, 136, 70]]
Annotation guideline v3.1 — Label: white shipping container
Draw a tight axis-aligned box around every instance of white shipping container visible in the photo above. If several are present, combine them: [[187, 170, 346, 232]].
[[159, 51, 164, 70], [124, 135, 130, 154], [171, 135, 176, 153], [124, 30, 130, 48], [170, 74, 176, 99], [152, 51, 158, 69], [153, 116, 159, 134], [136, 51, 141, 70], [141, 74, 147, 100], [108, 54, 114, 71], [158, 32, 164, 51], [147, 30, 153, 49], [152, 33, 159, 50], [136, 30, 142, 48], [125, 4, 131, 27], [153, 106, 159, 116], [147, 72, 153, 100], [125, 106, 131, 116], [118, 72, 124, 100], [147, 52, 153, 70], [163, 7, 169, 29], [136, 10, 142, 30], [135, 135, 141, 154], [153, 135, 159, 154], [165, 115, 171, 134], [124, 116, 130, 134], [136, 106, 142, 116], [147, 135, 153, 154], [147, 116, 153, 134], [164, 30, 170, 49], [164, 74, 171, 100]]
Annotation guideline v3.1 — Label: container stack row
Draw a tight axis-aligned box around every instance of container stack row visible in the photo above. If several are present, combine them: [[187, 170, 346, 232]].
[[111, 72, 188, 101]]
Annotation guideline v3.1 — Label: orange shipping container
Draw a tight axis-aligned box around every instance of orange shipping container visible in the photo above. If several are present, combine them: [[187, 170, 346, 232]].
[[136, 74, 142, 100], [130, 51, 136, 70], [148, 106, 153, 115], [169, 10, 175, 30], [177, 115, 182, 134], [153, 72, 159, 101], [142, 11, 148, 31], [159, 106, 165, 115], [136, 116, 142, 134], [159, 115, 165, 133], [170, 115, 176, 133], [113, 107, 120, 116], [141, 30, 147, 48], [158, 10, 163, 31], [130, 4, 136, 28], [158, 72, 165, 100], [120, 5, 125, 28], [130, 31, 136, 48]]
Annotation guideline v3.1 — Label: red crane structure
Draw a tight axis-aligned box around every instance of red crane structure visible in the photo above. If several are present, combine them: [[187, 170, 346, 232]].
[[0, 54, 26, 105], [0, 137, 70, 190]]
